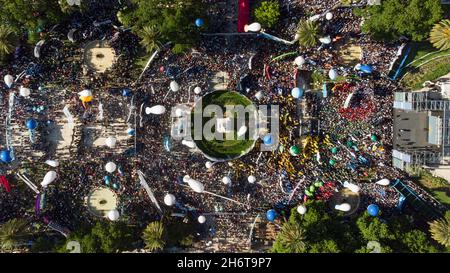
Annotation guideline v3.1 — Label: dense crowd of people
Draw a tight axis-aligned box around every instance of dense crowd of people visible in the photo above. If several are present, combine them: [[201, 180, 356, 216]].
[[0, 0, 446, 251]]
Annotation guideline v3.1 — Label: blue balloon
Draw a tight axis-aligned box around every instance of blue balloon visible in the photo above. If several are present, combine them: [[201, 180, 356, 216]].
[[263, 135, 273, 145], [0, 150, 12, 163], [367, 204, 379, 216], [127, 128, 135, 135], [26, 119, 38, 130], [122, 89, 132, 97], [266, 209, 277, 222], [291, 87, 303, 99], [195, 18, 204, 27], [359, 64, 373, 74]]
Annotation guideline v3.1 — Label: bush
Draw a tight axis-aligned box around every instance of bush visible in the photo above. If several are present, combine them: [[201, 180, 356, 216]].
[[254, 0, 280, 29]]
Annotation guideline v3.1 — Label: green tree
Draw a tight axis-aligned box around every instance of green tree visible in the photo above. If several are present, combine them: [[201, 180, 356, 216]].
[[139, 25, 163, 53], [429, 213, 450, 247], [356, 212, 395, 242], [430, 20, 450, 51], [0, 219, 29, 251], [308, 240, 340, 253], [400, 230, 437, 253], [142, 221, 165, 252], [272, 222, 306, 253], [0, 25, 18, 61], [0, 0, 65, 34], [120, 0, 205, 54], [253, 0, 280, 29], [357, 0, 443, 41], [296, 20, 320, 48]]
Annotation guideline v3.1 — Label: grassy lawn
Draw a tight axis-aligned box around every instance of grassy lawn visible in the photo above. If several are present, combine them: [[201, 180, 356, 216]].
[[192, 91, 256, 160], [409, 168, 450, 209], [398, 42, 450, 89]]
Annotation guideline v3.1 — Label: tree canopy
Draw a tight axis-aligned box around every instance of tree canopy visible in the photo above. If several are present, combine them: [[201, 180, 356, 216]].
[[355, 0, 443, 42], [254, 0, 281, 29], [119, 0, 206, 54]]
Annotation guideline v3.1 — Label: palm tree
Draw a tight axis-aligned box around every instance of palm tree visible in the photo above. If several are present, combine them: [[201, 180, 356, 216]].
[[139, 25, 163, 53], [296, 20, 320, 48], [142, 221, 165, 252], [429, 216, 450, 247], [0, 219, 29, 251], [0, 25, 18, 60], [430, 19, 450, 51], [277, 222, 307, 253]]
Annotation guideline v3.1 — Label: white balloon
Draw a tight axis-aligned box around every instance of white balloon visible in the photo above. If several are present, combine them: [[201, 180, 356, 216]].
[[107, 209, 120, 221], [325, 12, 333, 20], [187, 178, 204, 193], [329, 69, 338, 80], [244, 22, 261, 32], [41, 171, 57, 187], [105, 162, 117, 173], [145, 105, 166, 115], [174, 108, 183, 117], [4, 74, 13, 88], [335, 203, 351, 212], [205, 161, 213, 169], [183, 175, 191, 182], [164, 193, 176, 206], [247, 175, 256, 183], [319, 36, 332, 44], [237, 126, 247, 137], [198, 215, 206, 224], [222, 176, 231, 185], [67, 0, 75, 6], [343, 181, 360, 193], [170, 81, 180, 92], [194, 87, 202, 94], [297, 205, 307, 215], [78, 89, 92, 97], [375, 179, 390, 186], [181, 139, 196, 149], [67, 29, 76, 43], [254, 91, 263, 100], [19, 86, 31, 97], [45, 159, 59, 167], [105, 136, 117, 148], [294, 56, 305, 67]]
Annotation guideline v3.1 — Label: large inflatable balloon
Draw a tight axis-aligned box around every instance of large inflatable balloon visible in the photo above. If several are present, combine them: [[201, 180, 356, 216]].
[[205, 161, 213, 169], [105, 136, 117, 148], [41, 171, 57, 187], [335, 203, 351, 212], [67, 28, 76, 43], [195, 18, 204, 27], [297, 205, 307, 215], [248, 175, 256, 183], [289, 145, 300, 156], [328, 69, 338, 80], [45, 159, 59, 167], [0, 150, 12, 163], [194, 86, 202, 94], [291, 87, 303, 99], [367, 204, 379, 216], [343, 181, 360, 193], [198, 215, 206, 224], [170, 81, 180, 92], [4, 74, 14, 88], [105, 162, 117, 173], [26, 119, 38, 130], [294, 56, 305, 67], [244, 22, 261, 32], [181, 139, 196, 149], [78, 89, 93, 103], [375, 179, 390, 186], [187, 178, 205, 193], [146, 105, 166, 115], [263, 135, 273, 145], [19, 86, 31, 97], [237, 126, 247, 137], [266, 209, 277, 222], [222, 176, 231, 185], [254, 91, 263, 100], [319, 36, 332, 45], [325, 12, 333, 20], [107, 209, 120, 221], [164, 193, 176, 206]]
